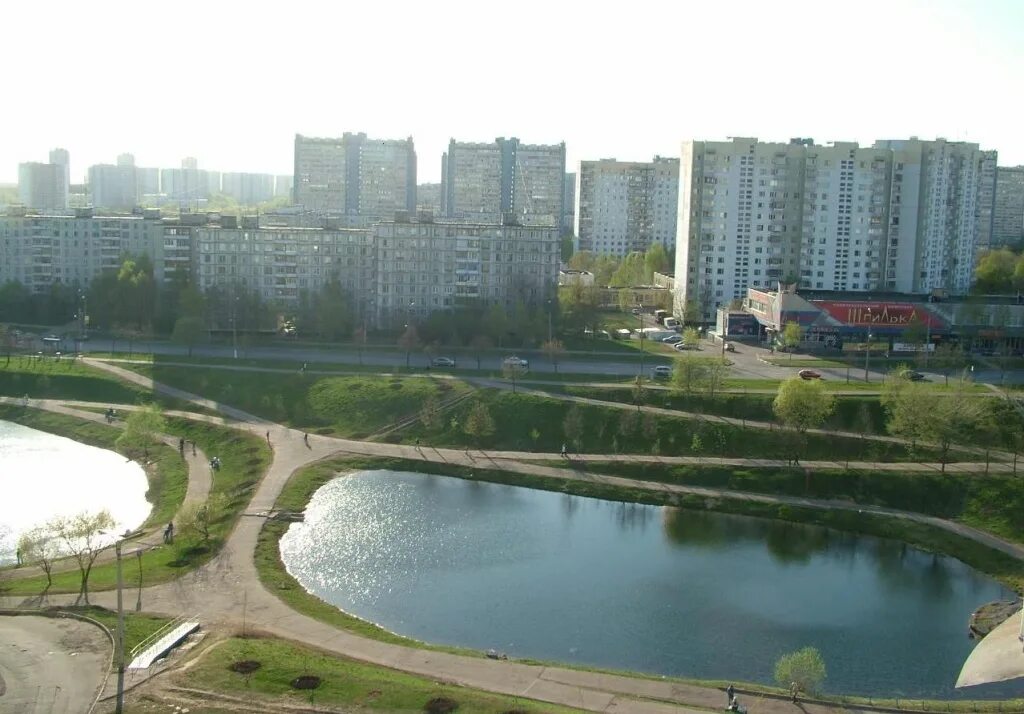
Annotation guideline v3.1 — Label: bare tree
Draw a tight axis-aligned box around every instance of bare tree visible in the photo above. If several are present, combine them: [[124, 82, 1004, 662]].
[[18, 526, 60, 592], [541, 339, 566, 373], [51, 510, 116, 604]]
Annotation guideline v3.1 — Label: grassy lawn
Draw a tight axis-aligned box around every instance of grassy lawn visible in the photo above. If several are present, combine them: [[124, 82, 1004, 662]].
[[3, 417, 270, 597], [0, 404, 187, 530], [180, 636, 583, 713], [396, 389, 943, 462], [763, 357, 851, 368], [61, 605, 171, 653]]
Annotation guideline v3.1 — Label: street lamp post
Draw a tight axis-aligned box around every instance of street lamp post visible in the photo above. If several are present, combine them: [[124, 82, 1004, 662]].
[[547, 299, 553, 344], [636, 303, 645, 379], [114, 541, 125, 714], [864, 330, 873, 383]]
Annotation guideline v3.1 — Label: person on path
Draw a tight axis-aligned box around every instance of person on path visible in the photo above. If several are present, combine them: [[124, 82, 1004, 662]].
[[191, 440, 196, 456], [164, 522, 174, 544], [266, 430, 271, 444], [790, 682, 799, 703], [726, 684, 735, 706], [178, 437, 185, 456], [561, 443, 567, 458], [303, 432, 310, 447]]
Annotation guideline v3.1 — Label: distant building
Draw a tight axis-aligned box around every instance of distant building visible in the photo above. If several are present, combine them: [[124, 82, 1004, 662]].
[[88, 162, 139, 210], [994, 166, 1024, 247], [18, 163, 68, 211], [574, 156, 678, 256], [161, 158, 218, 204], [562, 172, 575, 234], [274, 175, 293, 198], [292, 133, 416, 217], [441, 137, 565, 226], [137, 167, 160, 195], [417, 182, 442, 214], [221, 173, 275, 204]]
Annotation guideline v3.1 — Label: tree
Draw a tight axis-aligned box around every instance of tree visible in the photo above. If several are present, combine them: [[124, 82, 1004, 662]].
[[420, 395, 441, 430], [773, 378, 836, 462], [644, 242, 670, 280], [171, 316, 206, 357], [398, 325, 421, 368], [179, 493, 228, 547], [116, 403, 167, 458], [469, 334, 494, 369], [314, 279, 352, 341], [51, 510, 116, 604], [463, 402, 496, 445], [541, 339, 566, 373], [704, 359, 728, 400], [930, 343, 966, 386], [682, 327, 700, 349], [563, 405, 585, 451], [671, 353, 708, 397], [884, 378, 985, 470], [781, 321, 802, 360], [774, 646, 826, 698], [502, 361, 525, 393], [610, 252, 646, 287], [352, 326, 367, 365], [631, 375, 647, 413], [973, 248, 1019, 293], [18, 526, 60, 591]]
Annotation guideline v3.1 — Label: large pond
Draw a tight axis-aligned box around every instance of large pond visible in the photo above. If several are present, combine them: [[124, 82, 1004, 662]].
[[280, 470, 1021, 698], [0, 420, 152, 565]]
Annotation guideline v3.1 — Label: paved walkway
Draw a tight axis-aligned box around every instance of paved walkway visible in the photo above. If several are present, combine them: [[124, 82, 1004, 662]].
[[4, 360, 1022, 711]]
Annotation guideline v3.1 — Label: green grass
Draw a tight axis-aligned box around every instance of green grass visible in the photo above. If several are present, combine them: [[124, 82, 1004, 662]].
[[0, 404, 187, 530], [60, 605, 171, 653], [3, 417, 270, 596], [397, 389, 945, 462], [181, 636, 584, 713]]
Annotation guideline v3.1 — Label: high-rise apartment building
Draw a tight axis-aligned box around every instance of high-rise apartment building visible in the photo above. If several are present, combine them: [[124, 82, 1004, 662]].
[[562, 172, 575, 234], [138, 167, 160, 196], [18, 162, 69, 211], [674, 137, 997, 321], [416, 183, 442, 214], [274, 175, 293, 198], [221, 173, 275, 204], [575, 156, 679, 256], [293, 133, 416, 217], [441, 138, 565, 227], [161, 158, 219, 203], [88, 161, 139, 210], [993, 166, 1024, 248]]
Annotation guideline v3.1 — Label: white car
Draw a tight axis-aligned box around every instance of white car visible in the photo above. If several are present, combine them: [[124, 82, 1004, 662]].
[[673, 342, 697, 351], [503, 356, 529, 369], [661, 334, 682, 344], [651, 365, 673, 379], [431, 356, 456, 367]]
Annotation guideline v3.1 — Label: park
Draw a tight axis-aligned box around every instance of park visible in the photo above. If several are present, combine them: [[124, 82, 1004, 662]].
[[2, 334, 1024, 714]]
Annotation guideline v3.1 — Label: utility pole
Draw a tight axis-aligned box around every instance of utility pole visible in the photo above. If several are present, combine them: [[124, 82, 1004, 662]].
[[115, 541, 125, 713]]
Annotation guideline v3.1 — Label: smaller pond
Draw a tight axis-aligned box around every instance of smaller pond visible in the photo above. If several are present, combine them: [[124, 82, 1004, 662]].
[[0, 420, 152, 564]]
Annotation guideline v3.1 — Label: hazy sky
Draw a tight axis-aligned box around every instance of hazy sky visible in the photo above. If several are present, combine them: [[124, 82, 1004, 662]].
[[3, 0, 1022, 185]]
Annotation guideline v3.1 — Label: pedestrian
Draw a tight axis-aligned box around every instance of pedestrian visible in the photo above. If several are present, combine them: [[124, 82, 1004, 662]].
[[266, 430, 271, 444], [415, 437, 420, 448], [179, 437, 185, 456], [726, 684, 735, 706], [303, 432, 309, 447], [15, 546, 22, 566], [561, 442, 567, 458], [790, 681, 799, 703], [191, 440, 196, 456]]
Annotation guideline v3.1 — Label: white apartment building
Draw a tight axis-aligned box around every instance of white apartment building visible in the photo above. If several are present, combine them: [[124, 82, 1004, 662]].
[[221, 173, 275, 204], [0, 209, 169, 292], [373, 220, 560, 324], [442, 138, 565, 227], [575, 156, 679, 256], [993, 166, 1024, 247], [88, 163, 139, 210], [675, 137, 998, 321], [18, 162, 68, 211], [274, 175, 293, 198]]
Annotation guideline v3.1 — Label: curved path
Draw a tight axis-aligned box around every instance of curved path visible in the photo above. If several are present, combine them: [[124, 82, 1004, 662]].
[[4, 360, 1023, 710]]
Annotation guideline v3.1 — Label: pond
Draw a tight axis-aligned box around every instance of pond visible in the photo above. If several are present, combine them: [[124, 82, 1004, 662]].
[[280, 470, 1021, 698], [0, 420, 152, 565]]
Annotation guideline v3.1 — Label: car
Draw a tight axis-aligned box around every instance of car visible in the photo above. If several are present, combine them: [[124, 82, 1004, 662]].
[[431, 356, 456, 367], [900, 369, 925, 381], [503, 356, 529, 369], [724, 342, 736, 352], [631, 307, 641, 315], [798, 369, 822, 380], [651, 365, 673, 379], [674, 342, 697, 351], [661, 334, 682, 344]]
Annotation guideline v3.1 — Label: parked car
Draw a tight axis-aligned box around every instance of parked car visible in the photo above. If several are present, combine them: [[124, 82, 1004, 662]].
[[674, 342, 697, 351], [503, 356, 529, 370], [631, 307, 641, 315], [431, 356, 456, 367], [663, 317, 680, 330], [661, 334, 682, 344], [900, 369, 925, 381], [798, 369, 822, 380], [724, 342, 736, 352], [651, 365, 673, 379]]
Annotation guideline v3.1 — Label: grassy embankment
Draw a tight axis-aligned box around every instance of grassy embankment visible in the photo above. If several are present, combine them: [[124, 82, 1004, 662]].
[[1, 410, 270, 595]]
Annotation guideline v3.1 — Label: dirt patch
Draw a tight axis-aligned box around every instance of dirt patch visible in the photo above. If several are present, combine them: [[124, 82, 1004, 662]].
[[290, 675, 321, 690], [424, 696, 459, 713], [228, 659, 261, 674]]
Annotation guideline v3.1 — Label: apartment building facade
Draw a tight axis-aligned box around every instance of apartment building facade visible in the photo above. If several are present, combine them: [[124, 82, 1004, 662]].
[[675, 137, 998, 321], [88, 163, 139, 210], [221, 172, 275, 204], [293, 133, 416, 217], [574, 156, 679, 256], [993, 166, 1024, 247], [441, 137, 565, 227], [18, 162, 68, 211]]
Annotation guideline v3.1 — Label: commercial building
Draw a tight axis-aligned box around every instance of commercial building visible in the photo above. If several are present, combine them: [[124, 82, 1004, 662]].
[[221, 172, 275, 204], [993, 166, 1024, 247], [292, 133, 416, 218], [574, 156, 678, 256], [18, 149, 70, 210], [441, 137, 565, 227], [674, 137, 998, 322]]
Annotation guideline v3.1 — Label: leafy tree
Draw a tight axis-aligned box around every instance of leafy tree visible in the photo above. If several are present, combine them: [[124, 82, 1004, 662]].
[[682, 299, 700, 326], [469, 334, 493, 369], [930, 343, 966, 386], [773, 378, 836, 462], [884, 378, 984, 470], [682, 327, 700, 349], [116, 404, 167, 458], [563, 405, 585, 451], [179, 493, 228, 547], [593, 254, 621, 287], [881, 374, 931, 453], [671, 353, 707, 397], [567, 250, 597, 272], [901, 314, 928, 353], [314, 279, 353, 341], [704, 359, 728, 400], [644, 242, 670, 280], [18, 526, 60, 591], [973, 248, 1020, 293], [609, 252, 646, 287], [171, 316, 206, 357], [774, 646, 827, 697], [690, 433, 703, 460], [502, 360, 525, 393], [631, 375, 647, 413], [397, 324, 421, 368], [781, 321, 802, 360], [560, 234, 574, 262], [463, 402, 496, 445], [51, 510, 116, 604], [542, 339, 566, 372]]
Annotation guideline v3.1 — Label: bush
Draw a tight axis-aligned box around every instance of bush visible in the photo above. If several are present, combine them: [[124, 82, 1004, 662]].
[[774, 646, 826, 696]]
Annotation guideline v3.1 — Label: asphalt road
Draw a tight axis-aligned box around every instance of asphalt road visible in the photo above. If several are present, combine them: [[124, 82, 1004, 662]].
[[0, 615, 109, 714]]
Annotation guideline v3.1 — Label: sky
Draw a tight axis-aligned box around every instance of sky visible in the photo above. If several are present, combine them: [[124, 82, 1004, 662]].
[[2, 0, 1023, 185]]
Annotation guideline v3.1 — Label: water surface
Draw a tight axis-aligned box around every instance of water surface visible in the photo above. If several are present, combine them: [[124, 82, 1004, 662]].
[[280, 470, 1019, 698], [0, 420, 152, 564]]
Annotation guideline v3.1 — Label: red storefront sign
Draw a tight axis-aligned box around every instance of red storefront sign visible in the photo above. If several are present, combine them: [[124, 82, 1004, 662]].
[[814, 301, 944, 328]]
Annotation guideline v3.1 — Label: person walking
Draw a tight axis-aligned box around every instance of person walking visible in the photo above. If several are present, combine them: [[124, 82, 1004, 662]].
[[561, 443, 567, 458], [726, 684, 735, 706], [303, 432, 310, 447], [179, 437, 185, 456], [266, 430, 271, 444], [191, 440, 196, 456], [790, 681, 799, 703]]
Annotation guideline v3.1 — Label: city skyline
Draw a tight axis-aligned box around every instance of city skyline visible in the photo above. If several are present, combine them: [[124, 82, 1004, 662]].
[[2, 0, 1023, 185]]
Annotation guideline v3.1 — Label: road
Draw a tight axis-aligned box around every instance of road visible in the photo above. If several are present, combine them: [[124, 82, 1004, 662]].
[[0, 615, 109, 714]]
